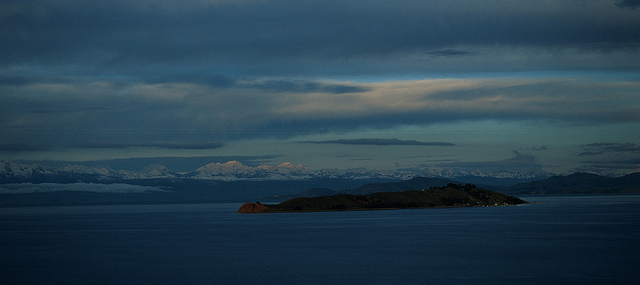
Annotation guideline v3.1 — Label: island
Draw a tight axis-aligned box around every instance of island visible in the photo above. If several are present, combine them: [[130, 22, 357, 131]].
[[238, 183, 527, 213]]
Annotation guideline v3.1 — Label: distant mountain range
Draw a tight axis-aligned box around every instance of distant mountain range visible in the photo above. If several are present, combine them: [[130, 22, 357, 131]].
[[2, 160, 639, 202], [506, 172, 640, 194], [1, 160, 416, 183], [264, 177, 458, 201], [1, 159, 555, 185], [264, 173, 640, 201]]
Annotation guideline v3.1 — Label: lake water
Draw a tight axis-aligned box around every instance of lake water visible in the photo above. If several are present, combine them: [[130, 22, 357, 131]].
[[1, 195, 639, 284]]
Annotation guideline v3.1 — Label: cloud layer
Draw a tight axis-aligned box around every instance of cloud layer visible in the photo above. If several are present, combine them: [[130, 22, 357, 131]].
[[1, 0, 639, 176], [2, 77, 638, 151], [414, 151, 549, 178], [311, 138, 455, 146], [2, 0, 639, 83], [580, 143, 640, 156]]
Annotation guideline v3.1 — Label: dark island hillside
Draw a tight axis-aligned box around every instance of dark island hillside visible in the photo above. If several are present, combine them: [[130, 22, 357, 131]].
[[238, 183, 527, 213]]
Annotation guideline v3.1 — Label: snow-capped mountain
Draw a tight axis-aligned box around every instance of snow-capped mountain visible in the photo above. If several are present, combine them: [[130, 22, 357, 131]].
[[1, 161, 180, 183], [1, 160, 55, 182], [137, 164, 179, 179], [192, 161, 253, 177], [1, 161, 54, 177], [115, 164, 179, 180], [0, 159, 548, 184], [61, 165, 115, 176], [189, 161, 316, 180], [1, 160, 324, 182], [416, 167, 547, 180], [315, 168, 416, 180], [254, 162, 315, 178]]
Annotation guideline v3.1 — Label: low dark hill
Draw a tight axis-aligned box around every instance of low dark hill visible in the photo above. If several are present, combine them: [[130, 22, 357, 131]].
[[507, 172, 640, 194], [263, 187, 340, 201], [262, 177, 457, 201], [343, 177, 456, 195], [238, 183, 527, 213]]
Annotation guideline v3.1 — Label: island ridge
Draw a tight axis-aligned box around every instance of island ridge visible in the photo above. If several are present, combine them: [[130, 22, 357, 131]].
[[238, 182, 527, 213]]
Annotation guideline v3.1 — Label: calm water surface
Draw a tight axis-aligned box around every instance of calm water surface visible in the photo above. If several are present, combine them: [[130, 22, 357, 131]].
[[1, 195, 639, 284]]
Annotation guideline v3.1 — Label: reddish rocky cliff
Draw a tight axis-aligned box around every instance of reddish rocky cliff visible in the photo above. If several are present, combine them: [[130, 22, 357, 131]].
[[237, 203, 269, 213]]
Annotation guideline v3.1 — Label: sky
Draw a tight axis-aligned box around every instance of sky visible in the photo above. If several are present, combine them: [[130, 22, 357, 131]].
[[1, 0, 640, 177]]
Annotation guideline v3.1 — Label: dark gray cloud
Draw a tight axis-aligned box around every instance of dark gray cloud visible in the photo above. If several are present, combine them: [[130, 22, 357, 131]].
[[579, 143, 640, 156], [434, 151, 547, 175], [147, 74, 236, 88], [424, 49, 478, 57], [532, 145, 549, 151], [241, 80, 370, 94], [0, 129, 226, 153], [2, 0, 639, 78], [75, 142, 225, 150], [1, 141, 224, 152], [0, 143, 53, 152], [310, 138, 455, 146], [616, 0, 640, 9], [578, 157, 640, 171]]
